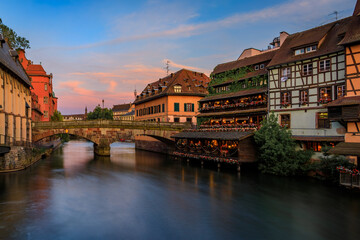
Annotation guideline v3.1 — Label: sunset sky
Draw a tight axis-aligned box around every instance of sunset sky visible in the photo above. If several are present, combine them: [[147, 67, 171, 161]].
[[0, 0, 356, 114]]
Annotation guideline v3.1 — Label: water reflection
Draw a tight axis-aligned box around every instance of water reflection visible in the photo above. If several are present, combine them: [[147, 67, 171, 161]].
[[0, 140, 359, 240]]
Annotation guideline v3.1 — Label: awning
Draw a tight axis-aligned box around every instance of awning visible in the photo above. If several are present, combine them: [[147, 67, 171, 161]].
[[327, 142, 360, 156], [197, 108, 267, 118], [292, 136, 344, 142], [172, 131, 253, 141]]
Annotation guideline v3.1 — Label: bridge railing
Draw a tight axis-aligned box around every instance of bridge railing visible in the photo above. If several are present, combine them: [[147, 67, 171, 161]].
[[32, 120, 191, 130]]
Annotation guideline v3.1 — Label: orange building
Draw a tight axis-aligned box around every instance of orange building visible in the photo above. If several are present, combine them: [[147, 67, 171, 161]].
[[18, 50, 58, 121], [134, 69, 210, 124], [327, 0, 360, 163]]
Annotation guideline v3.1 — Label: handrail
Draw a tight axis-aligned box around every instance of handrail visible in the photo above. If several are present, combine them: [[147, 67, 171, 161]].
[[32, 120, 191, 130]]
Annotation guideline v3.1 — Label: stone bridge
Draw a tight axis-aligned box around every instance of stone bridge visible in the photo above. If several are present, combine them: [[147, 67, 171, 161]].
[[32, 120, 190, 156]]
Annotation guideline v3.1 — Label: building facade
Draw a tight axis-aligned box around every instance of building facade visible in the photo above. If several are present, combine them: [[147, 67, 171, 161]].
[[267, 18, 353, 157], [18, 50, 58, 121], [0, 34, 32, 146], [173, 34, 288, 166], [327, 1, 360, 164], [112, 103, 133, 120], [134, 69, 210, 124]]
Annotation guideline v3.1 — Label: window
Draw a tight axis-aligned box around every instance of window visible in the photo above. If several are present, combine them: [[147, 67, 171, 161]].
[[174, 117, 180, 122], [184, 103, 194, 112], [186, 118, 192, 123], [305, 45, 316, 53], [316, 112, 330, 129], [305, 142, 323, 152], [260, 64, 265, 69], [319, 59, 331, 72], [44, 96, 48, 104], [254, 65, 259, 70], [300, 90, 308, 105], [295, 49, 305, 55], [319, 87, 332, 103], [136, 110, 138, 116], [44, 111, 49, 118], [336, 85, 345, 99], [174, 103, 179, 112], [162, 104, 165, 112], [302, 63, 313, 76], [281, 67, 291, 79], [280, 114, 291, 128], [281, 91, 291, 106], [44, 84, 48, 91], [174, 85, 182, 93]]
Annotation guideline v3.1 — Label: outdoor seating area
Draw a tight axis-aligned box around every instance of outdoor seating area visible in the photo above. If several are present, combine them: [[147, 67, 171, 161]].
[[199, 94, 267, 113]]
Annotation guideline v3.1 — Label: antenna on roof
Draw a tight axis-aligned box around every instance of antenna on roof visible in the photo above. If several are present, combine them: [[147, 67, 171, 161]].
[[329, 11, 338, 20], [164, 60, 170, 76]]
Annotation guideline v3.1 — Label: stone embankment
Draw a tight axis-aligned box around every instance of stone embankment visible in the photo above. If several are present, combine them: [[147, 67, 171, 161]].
[[0, 139, 61, 173]]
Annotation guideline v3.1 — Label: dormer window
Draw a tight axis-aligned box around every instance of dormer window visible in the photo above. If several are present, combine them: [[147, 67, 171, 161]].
[[174, 85, 182, 93], [295, 45, 317, 55], [260, 64, 264, 69], [254, 65, 259, 70]]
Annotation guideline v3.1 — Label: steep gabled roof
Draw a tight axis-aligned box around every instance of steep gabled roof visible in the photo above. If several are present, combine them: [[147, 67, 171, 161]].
[[134, 69, 210, 104], [26, 64, 47, 76], [339, 0, 360, 46], [212, 49, 277, 75], [0, 35, 31, 86], [268, 17, 352, 67], [112, 103, 131, 112]]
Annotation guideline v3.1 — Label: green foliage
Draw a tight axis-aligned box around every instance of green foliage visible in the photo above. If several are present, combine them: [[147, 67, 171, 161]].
[[209, 67, 250, 87], [254, 112, 313, 176], [0, 18, 30, 50], [197, 117, 211, 126], [51, 110, 63, 122], [312, 147, 355, 183], [87, 106, 113, 120], [59, 133, 70, 143]]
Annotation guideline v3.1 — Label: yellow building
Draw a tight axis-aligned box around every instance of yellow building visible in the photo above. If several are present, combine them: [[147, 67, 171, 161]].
[[134, 69, 210, 124], [0, 35, 32, 146]]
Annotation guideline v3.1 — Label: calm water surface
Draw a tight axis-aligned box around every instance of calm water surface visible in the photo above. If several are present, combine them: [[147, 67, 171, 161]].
[[0, 140, 359, 240]]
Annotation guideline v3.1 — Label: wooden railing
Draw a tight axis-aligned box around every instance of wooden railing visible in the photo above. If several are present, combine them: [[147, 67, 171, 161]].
[[32, 120, 191, 131], [339, 173, 360, 188]]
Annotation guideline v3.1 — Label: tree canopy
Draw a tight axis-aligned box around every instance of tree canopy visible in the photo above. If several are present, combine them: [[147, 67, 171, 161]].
[[87, 106, 113, 120], [51, 110, 63, 122], [0, 18, 30, 50], [254, 112, 312, 176]]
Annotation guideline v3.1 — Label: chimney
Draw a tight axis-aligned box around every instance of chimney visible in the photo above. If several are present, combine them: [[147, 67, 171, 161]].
[[279, 31, 289, 46]]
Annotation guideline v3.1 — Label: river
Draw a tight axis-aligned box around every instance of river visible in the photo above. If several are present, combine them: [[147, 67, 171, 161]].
[[0, 140, 359, 240]]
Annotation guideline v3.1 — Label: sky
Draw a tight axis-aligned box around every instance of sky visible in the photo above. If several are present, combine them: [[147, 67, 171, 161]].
[[0, 0, 356, 114]]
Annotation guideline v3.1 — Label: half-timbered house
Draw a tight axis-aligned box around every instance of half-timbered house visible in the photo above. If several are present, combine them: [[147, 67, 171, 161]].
[[267, 18, 354, 157], [327, 0, 360, 165], [173, 33, 289, 168]]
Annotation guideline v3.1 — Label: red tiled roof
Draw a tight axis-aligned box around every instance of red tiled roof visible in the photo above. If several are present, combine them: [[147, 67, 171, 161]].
[[112, 103, 131, 112], [134, 68, 210, 104], [268, 17, 352, 67], [26, 64, 47, 76], [339, 12, 360, 45], [326, 96, 360, 107]]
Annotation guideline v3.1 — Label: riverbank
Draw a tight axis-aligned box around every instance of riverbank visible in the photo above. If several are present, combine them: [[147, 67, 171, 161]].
[[0, 138, 62, 173]]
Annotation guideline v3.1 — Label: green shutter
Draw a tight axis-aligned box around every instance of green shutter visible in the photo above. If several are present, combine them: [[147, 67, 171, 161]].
[[162, 104, 165, 112], [192, 103, 194, 112], [174, 103, 179, 112], [184, 103, 187, 112]]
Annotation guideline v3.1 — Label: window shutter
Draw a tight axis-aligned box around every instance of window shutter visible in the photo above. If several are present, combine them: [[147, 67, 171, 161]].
[[162, 104, 165, 112], [184, 103, 187, 112], [174, 103, 179, 112], [192, 103, 194, 112]]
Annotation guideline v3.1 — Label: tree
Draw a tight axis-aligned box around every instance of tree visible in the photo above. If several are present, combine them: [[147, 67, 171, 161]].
[[87, 106, 113, 120], [0, 18, 30, 50], [254, 112, 313, 176], [51, 110, 63, 122]]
